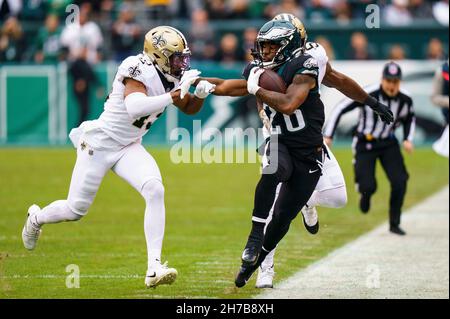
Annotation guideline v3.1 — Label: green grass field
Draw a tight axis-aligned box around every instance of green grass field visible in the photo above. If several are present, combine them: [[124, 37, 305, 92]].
[[0, 147, 448, 299]]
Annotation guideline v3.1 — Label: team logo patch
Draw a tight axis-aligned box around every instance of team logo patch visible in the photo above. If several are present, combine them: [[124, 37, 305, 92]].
[[304, 57, 318, 69], [128, 65, 141, 78], [389, 64, 398, 75]]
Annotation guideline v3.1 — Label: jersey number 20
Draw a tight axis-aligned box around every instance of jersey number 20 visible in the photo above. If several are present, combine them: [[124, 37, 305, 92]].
[[284, 110, 306, 132]]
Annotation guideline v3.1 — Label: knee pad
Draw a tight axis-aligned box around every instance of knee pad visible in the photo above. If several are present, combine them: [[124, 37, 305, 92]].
[[141, 178, 165, 201]]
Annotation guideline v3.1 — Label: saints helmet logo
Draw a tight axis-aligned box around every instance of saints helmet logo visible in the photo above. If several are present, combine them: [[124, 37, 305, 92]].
[[152, 34, 167, 49]]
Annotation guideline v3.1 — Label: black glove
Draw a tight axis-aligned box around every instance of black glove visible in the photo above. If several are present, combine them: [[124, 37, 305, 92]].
[[364, 96, 394, 124]]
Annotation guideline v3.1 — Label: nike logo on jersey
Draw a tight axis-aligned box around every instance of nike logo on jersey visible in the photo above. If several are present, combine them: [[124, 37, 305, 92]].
[[309, 169, 320, 174]]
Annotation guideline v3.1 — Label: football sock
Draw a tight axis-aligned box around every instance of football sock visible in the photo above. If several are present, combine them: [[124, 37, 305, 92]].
[[36, 200, 82, 225], [141, 179, 166, 270], [245, 221, 266, 250], [260, 248, 275, 271]]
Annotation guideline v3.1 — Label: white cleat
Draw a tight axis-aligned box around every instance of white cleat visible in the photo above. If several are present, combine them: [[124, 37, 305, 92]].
[[301, 205, 319, 235], [145, 261, 178, 288], [22, 205, 42, 250], [255, 265, 275, 289]]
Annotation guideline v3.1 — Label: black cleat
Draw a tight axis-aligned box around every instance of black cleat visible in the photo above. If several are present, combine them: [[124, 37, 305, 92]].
[[235, 263, 258, 288], [302, 217, 319, 235], [301, 206, 319, 235], [390, 225, 406, 236], [359, 194, 371, 213], [241, 246, 260, 266]]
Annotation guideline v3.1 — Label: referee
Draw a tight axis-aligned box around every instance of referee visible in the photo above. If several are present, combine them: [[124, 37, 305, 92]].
[[324, 62, 415, 235]]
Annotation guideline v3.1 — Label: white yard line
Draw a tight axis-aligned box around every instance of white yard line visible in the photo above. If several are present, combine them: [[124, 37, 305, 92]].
[[256, 186, 449, 299]]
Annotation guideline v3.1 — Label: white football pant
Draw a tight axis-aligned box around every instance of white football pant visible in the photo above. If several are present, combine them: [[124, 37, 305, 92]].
[[35, 135, 166, 269]]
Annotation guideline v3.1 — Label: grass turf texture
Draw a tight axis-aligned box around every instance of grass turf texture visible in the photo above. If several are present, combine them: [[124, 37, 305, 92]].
[[0, 147, 448, 299]]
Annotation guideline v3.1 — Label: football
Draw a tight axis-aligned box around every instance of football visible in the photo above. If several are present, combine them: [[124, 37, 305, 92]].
[[259, 69, 287, 93]]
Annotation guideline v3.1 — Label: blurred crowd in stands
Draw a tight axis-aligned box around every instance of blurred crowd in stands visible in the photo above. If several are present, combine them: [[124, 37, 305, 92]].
[[0, 0, 448, 65]]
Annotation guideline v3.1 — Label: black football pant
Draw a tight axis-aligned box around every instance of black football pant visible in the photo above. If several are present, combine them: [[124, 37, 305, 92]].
[[252, 141, 294, 222], [354, 139, 409, 227], [250, 140, 323, 256]]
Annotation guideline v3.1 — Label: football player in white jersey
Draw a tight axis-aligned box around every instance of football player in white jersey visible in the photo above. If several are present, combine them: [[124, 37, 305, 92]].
[[199, 13, 393, 288], [22, 26, 216, 288]]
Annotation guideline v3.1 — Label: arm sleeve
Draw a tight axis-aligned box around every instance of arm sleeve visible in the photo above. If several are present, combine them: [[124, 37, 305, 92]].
[[402, 99, 416, 142], [324, 97, 362, 138], [431, 67, 449, 108], [124, 92, 173, 119]]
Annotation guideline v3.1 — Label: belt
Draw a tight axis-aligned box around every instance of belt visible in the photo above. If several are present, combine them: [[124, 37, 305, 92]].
[[357, 133, 393, 142]]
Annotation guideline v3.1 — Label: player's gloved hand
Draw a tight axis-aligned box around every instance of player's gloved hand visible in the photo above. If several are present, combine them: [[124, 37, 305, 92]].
[[365, 96, 394, 124], [247, 67, 265, 95], [194, 80, 216, 99], [179, 69, 201, 99]]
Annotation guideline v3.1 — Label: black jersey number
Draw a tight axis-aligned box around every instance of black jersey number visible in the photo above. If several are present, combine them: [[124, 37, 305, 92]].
[[132, 112, 164, 130], [305, 42, 319, 50], [133, 116, 152, 130]]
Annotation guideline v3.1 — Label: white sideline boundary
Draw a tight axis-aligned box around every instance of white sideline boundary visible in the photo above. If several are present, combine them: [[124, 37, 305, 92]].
[[256, 186, 449, 299]]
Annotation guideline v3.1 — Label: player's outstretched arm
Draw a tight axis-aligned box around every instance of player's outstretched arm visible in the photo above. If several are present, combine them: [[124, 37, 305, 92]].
[[172, 90, 205, 115], [123, 77, 204, 116], [124, 78, 175, 118], [196, 78, 248, 97], [252, 73, 316, 115], [323, 62, 394, 124]]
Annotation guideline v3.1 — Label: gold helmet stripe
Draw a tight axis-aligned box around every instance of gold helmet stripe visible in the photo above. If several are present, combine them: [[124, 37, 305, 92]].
[[163, 26, 189, 51]]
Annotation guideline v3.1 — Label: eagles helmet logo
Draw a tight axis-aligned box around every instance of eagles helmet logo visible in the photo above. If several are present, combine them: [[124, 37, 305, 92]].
[[304, 57, 318, 69]]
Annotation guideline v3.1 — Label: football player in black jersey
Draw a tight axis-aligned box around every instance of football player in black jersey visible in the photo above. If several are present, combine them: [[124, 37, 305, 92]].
[[231, 20, 327, 287], [194, 19, 394, 288]]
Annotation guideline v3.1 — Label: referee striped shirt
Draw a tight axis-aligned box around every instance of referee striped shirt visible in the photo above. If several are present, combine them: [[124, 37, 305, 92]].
[[324, 84, 415, 142]]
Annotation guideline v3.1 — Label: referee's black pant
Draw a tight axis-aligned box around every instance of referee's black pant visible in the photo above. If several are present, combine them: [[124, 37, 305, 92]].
[[353, 137, 409, 227]]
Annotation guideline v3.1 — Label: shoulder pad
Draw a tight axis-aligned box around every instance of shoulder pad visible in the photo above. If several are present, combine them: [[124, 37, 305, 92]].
[[242, 61, 258, 80]]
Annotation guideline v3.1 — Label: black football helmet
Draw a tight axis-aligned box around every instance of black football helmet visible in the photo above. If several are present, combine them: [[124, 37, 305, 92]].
[[253, 20, 302, 69]]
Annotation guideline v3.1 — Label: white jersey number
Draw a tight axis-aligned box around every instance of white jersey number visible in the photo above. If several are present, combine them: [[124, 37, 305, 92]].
[[265, 104, 306, 133], [284, 109, 306, 132]]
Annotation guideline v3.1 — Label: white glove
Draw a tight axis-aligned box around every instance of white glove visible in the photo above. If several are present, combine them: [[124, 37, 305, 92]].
[[247, 67, 265, 95], [179, 69, 201, 99], [194, 80, 216, 99]]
